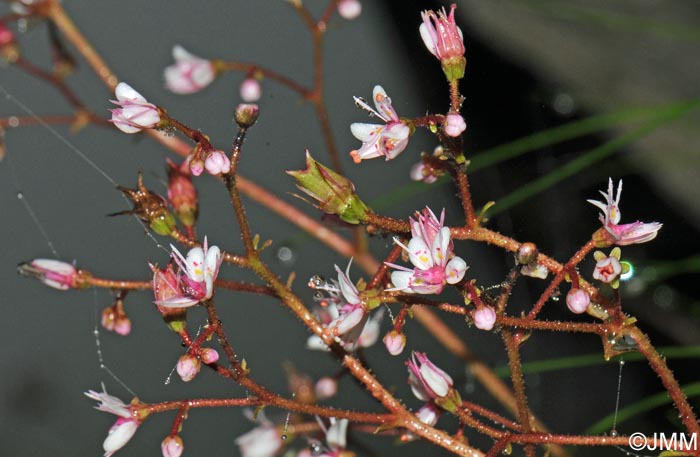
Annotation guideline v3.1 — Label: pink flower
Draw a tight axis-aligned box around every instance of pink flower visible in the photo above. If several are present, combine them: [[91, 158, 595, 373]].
[[176, 354, 201, 382], [337, 0, 362, 20], [410, 162, 439, 184], [444, 113, 467, 137], [203, 149, 231, 175], [110, 82, 161, 134], [239, 78, 262, 102], [383, 330, 406, 356], [153, 238, 222, 308], [388, 208, 467, 294], [161, 435, 184, 457], [419, 4, 465, 61], [588, 178, 662, 245], [473, 306, 497, 331], [566, 288, 590, 314], [17, 259, 78, 290], [85, 389, 140, 457], [349, 85, 410, 163], [164, 45, 216, 94], [407, 352, 453, 401]]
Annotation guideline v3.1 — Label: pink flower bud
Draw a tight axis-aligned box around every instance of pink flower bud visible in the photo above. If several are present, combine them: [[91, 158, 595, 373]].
[[109, 82, 161, 134], [114, 317, 132, 336], [167, 159, 198, 227], [189, 158, 204, 176], [161, 435, 184, 457], [444, 113, 466, 137], [315, 377, 338, 400], [18, 259, 78, 290], [176, 354, 201, 382], [337, 0, 362, 20], [200, 347, 219, 364], [410, 162, 439, 184], [239, 78, 262, 102], [383, 330, 406, 356], [234, 103, 260, 128], [204, 150, 231, 175], [0, 24, 15, 46], [566, 288, 590, 314], [473, 306, 496, 331], [407, 352, 453, 400], [416, 403, 440, 426]]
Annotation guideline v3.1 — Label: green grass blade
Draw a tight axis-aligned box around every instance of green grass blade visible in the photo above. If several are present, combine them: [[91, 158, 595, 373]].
[[586, 382, 700, 435], [486, 99, 700, 216], [369, 101, 690, 211]]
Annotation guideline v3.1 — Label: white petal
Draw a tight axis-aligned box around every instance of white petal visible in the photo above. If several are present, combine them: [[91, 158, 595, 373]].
[[408, 237, 433, 270], [372, 85, 398, 121], [445, 256, 467, 284], [419, 22, 438, 56], [390, 271, 413, 291], [185, 247, 205, 281], [350, 122, 383, 142], [431, 227, 451, 266], [115, 82, 146, 103], [103, 420, 138, 456], [155, 296, 200, 308], [420, 364, 449, 397], [326, 418, 349, 451], [334, 264, 360, 304], [306, 335, 330, 352], [172, 44, 196, 62]]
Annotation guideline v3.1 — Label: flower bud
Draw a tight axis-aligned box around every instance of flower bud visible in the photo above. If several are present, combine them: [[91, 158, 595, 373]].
[[287, 151, 370, 224], [104, 418, 138, 456], [109, 83, 161, 134], [516, 242, 538, 265], [337, 0, 362, 20], [115, 173, 176, 236], [473, 306, 496, 331], [176, 354, 201, 382], [101, 303, 131, 336], [234, 103, 260, 128], [566, 288, 590, 314], [204, 149, 231, 175], [444, 113, 466, 137], [239, 78, 262, 102], [315, 377, 338, 400], [407, 352, 461, 413], [383, 330, 406, 356], [419, 4, 466, 81], [17, 259, 79, 290], [150, 263, 188, 334], [0, 24, 15, 47], [200, 347, 219, 364], [161, 435, 184, 457], [166, 159, 198, 227], [416, 403, 440, 426]]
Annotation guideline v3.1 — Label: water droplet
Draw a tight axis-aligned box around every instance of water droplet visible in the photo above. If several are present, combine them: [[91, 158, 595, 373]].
[[619, 359, 625, 366], [16, 191, 23, 200], [551, 295, 560, 302], [610, 429, 618, 437], [276, 246, 295, 266], [280, 434, 287, 441], [311, 442, 322, 453], [308, 275, 325, 289], [8, 116, 19, 128]]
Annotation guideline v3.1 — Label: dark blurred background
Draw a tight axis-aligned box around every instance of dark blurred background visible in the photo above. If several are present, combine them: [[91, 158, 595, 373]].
[[1, 1, 699, 456]]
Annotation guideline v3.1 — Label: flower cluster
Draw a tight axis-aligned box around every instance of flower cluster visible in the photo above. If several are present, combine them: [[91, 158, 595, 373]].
[[349, 85, 411, 163], [588, 178, 662, 246], [388, 207, 467, 294]]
